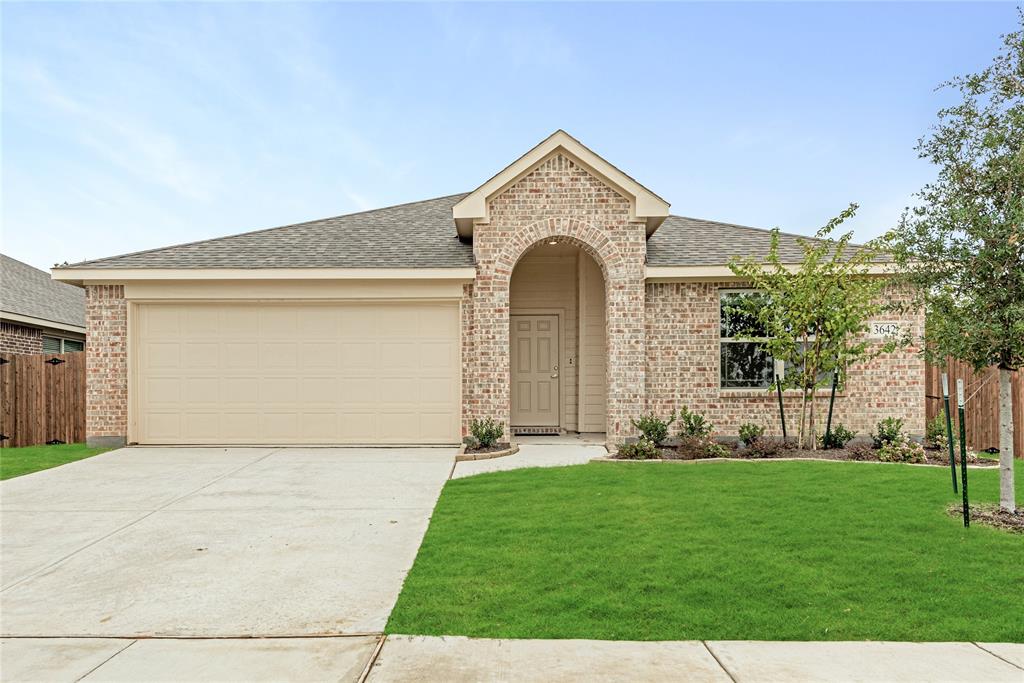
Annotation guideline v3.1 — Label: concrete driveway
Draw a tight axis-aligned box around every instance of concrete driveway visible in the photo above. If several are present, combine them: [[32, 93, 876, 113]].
[[0, 446, 455, 638]]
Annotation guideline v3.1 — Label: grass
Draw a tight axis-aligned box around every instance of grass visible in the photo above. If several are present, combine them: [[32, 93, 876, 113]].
[[387, 460, 1024, 642], [0, 443, 111, 480]]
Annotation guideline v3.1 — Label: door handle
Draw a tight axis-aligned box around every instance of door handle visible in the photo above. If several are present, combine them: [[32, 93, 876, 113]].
[[551, 364, 559, 379]]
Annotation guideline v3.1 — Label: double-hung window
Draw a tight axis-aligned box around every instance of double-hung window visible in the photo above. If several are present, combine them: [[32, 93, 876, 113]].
[[719, 290, 777, 389], [42, 336, 85, 353]]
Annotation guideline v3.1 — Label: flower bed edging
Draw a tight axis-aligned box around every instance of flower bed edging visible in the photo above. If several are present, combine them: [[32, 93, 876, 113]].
[[455, 443, 520, 462]]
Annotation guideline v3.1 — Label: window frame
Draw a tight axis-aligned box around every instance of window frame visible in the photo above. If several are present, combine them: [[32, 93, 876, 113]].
[[719, 288, 783, 389], [719, 288, 841, 391], [42, 335, 85, 353]]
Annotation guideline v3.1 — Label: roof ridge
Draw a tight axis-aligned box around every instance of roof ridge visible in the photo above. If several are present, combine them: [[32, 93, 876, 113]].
[[61, 192, 471, 269]]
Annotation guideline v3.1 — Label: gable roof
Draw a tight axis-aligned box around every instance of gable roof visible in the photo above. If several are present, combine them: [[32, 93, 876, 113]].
[[59, 194, 475, 270], [1, 254, 86, 329], [453, 130, 670, 238], [648, 215, 820, 266]]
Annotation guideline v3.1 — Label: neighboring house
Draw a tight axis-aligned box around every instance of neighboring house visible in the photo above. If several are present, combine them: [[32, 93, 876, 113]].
[[53, 131, 923, 448], [1, 254, 86, 355]]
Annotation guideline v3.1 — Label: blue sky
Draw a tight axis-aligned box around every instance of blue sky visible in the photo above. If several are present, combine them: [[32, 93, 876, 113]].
[[1, 2, 1015, 271]]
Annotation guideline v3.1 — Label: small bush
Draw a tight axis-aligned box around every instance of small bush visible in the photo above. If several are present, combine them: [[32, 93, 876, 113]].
[[925, 414, 949, 450], [462, 435, 480, 450], [872, 417, 905, 448], [678, 405, 713, 438], [847, 443, 877, 461], [469, 417, 504, 449], [821, 423, 856, 449], [744, 437, 785, 459], [630, 411, 676, 447], [877, 434, 926, 463], [673, 435, 729, 460], [617, 438, 662, 460], [738, 423, 766, 445]]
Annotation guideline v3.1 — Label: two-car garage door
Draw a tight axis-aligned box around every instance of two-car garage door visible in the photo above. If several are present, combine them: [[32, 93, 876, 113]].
[[134, 301, 460, 445]]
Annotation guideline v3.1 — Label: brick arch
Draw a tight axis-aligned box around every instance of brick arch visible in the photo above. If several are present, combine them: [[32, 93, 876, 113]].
[[492, 217, 626, 287]]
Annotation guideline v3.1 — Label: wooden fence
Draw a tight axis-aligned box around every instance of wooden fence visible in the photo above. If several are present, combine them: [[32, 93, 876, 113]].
[[0, 352, 86, 447], [925, 358, 1023, 457]]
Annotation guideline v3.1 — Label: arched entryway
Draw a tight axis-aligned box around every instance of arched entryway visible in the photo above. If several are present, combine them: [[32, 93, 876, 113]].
[[509, 239, 607, 435]]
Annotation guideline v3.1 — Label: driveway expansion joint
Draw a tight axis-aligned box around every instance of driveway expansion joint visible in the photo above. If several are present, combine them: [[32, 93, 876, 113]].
[[702, 641, 739, 683], [973, 641, 1024, 671]]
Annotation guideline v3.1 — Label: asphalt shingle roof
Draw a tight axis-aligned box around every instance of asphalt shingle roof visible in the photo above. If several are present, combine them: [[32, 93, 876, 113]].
[[66, 194, 475, 269], [62, 193, 863, 271], [1, 254, 86, 328]]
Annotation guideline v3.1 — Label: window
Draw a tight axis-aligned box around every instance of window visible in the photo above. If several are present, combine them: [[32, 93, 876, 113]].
[[719, 290, 838, 390], [42, 336, 85, 353], [720, 291, 776, 388]]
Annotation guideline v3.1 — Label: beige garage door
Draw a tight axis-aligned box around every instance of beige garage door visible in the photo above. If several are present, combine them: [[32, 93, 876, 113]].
[[134, 301, 460, 445]]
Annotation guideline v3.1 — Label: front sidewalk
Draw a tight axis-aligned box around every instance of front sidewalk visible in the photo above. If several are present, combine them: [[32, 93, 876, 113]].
[[2, 635, 1021, 681]]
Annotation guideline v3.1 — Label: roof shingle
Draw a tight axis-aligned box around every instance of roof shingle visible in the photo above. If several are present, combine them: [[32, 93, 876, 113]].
[[1, 254, 86, 328]]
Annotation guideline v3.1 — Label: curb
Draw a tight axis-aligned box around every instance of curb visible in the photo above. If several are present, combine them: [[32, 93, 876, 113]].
[[454, 444, 520, 462]]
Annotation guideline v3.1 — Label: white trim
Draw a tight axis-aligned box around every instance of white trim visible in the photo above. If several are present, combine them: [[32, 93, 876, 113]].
[[0, 311, 86, 335], [646, 263, 896, 282], [51, 267, 477, 285], [452, 130, 670, 238]]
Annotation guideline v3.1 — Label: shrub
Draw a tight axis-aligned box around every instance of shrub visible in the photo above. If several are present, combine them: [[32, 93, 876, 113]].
[[744, 437, 785, 459], [877, 434, 926, 463], [925, 414, 949, 450], [469, 417, 504, 449], [847, 443, 877, 461], [678, 405, 713, 438], [872, 417, 905, 448], [738, 423, 766, 445], [630, 411, 676, 447], [673, 435, 729, 460], [462, 435, 480, 450], [821, 423, 856, 449], [617, 438, 661, 460]]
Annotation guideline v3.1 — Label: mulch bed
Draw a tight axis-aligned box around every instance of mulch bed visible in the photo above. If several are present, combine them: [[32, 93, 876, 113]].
[[947, 503, 1024, 533], [464, 442, 512, 455]]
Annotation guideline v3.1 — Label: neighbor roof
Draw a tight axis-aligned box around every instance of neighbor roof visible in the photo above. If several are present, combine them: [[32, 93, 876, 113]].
[[1, 254, 86, 328], [59, 194, 844, 271]]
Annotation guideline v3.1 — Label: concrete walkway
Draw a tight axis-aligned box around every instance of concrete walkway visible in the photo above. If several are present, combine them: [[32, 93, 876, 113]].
[[5, 635, 1019, 681], [451, 442, 604, 479]]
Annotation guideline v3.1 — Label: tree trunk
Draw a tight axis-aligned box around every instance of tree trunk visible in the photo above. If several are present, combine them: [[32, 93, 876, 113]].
[[808, 386, 817, 450], [999, 367, 1016, 513]]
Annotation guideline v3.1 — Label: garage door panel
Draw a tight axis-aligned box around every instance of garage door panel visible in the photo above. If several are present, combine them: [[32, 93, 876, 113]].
[[136, 302, 459, 444]]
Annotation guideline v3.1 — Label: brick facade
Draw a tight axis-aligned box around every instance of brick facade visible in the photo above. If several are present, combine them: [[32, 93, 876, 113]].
[[85, 285, 128, 447], [0, 322, 43, 355], [645, 281, 926, 439], [466, 153, 648, 443]]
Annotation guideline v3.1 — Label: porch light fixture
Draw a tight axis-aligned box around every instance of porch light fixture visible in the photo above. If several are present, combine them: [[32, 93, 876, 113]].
[[548, 240, 558, 245]]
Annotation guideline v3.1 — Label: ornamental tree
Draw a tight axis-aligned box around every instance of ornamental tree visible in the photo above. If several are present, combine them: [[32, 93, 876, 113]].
[[884, 13, 1023, 512], [728, 205, 903, 450]]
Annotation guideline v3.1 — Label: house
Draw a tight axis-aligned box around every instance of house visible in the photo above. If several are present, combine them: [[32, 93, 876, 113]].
[[52, 131, 924, 449], [1, 254, 86, 355]]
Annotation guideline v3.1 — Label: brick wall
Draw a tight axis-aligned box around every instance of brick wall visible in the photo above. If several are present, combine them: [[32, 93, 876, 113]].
[[469, 153, 648, 444], [0, 322, 42, 355], [85, 285, 128, 447], [645, 281, 926, 439]]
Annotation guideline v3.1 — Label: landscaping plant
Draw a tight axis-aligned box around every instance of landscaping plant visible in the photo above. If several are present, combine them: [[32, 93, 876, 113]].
[[925, 414, 949, 451], [871, 417, 905, 449], [743, 436, 785, 459], [884, 12, 1022, 512], [738, 423, 766, 446], [631, 411, 676, 447], [469, 417, 504, 449], [616, 438, 661, 460], [877, 434, 927, 464], [820, 423, 856, 449], [677, 405, 713, 438], [674, 435, 729, 460], [728, 211, 904, 451]]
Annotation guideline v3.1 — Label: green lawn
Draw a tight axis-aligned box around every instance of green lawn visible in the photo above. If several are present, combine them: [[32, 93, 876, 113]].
[[387, 460, 1024, 642], [0, 443, 111, 480]]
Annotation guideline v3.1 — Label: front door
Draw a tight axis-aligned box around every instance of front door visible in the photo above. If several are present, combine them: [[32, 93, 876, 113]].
[[510, 315, 560, 427]]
